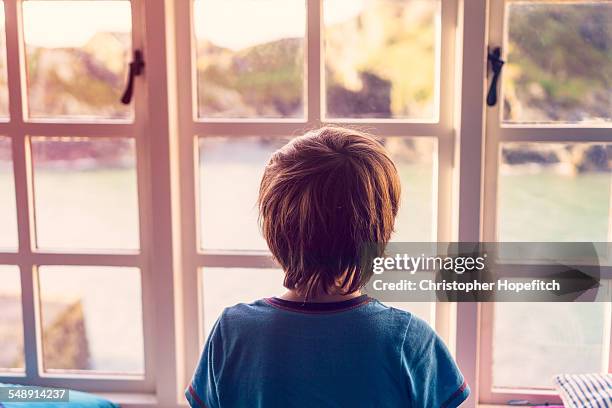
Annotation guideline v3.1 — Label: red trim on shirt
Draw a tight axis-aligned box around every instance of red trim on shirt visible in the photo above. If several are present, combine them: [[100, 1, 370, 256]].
[[441, 381, 468, 408], [188, 384, 208, 408], [264, 295, 372, 314]]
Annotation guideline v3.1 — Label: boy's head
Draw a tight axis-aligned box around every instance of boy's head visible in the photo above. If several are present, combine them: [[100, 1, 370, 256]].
[[258, 126, 401, 298]]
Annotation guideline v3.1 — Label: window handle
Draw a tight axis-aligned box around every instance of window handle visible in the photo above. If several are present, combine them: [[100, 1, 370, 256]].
[[121, 49, 145, 105], [486, 47, 504, 107]]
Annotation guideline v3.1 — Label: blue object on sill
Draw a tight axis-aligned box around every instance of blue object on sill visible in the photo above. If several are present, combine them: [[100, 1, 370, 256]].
[[0, 383, 119, 408]]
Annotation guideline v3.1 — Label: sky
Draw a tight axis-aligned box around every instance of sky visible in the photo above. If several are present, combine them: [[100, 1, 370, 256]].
[[19, 0, 366, 50], [194, 0, 365, 50], [22, 1, 132, 48]]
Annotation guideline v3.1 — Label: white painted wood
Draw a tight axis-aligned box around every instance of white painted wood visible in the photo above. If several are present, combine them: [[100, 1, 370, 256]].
[[452, 0, 490, 407], [171, 0, 201, 394], [5, 0, 39, 383], [137, 0, 186, 402], [192, 120, 448, 137], [0, 252, 142, 266], [0, 122, 134, 137], [306, 0, 321, 122], [0, 0, 154, 394], [479, 0, 612, 404]]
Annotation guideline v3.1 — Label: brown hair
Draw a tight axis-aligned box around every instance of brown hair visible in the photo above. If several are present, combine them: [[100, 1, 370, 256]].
[[258, 126, 401, 299]]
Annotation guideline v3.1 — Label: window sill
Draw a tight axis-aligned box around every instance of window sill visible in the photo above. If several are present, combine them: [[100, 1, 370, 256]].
[[94, 399, 551, 408], [96, 392, 157, 408]]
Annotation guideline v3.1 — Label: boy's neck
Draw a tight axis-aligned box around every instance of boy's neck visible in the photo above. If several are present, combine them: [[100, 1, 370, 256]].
[[279, 289, 363, 303]]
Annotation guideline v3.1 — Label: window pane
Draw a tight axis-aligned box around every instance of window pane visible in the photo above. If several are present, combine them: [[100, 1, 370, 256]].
[[0, 265, 24, 372], [498, 143, 611, 242], [38, 266, 144, 374], [201, 268, 285, 337], [0, 2, 8, 118], [0, 137, 17, 250], [198, 136, 435, 251], [385, 137, 436, 241], [324, 0, 440, 120], [492, 303, 609, 389], [31, 137, 139, 251], [503, 2, 611, 123], [193, 0, 305, 119], [22, 1, 132, 120], [198, 136, 290, 251]]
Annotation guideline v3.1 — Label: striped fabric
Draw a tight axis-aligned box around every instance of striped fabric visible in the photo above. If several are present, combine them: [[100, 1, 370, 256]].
[[554, 374, 612, 408]]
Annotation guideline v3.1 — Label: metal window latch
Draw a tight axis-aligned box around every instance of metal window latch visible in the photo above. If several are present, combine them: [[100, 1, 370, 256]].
[[121, 49, 145, 105], [486, 46, 504, 107]]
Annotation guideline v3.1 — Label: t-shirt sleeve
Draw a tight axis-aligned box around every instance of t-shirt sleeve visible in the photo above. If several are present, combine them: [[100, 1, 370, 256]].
[[401, 315, 470, 408], [186, 315, 224, 408]]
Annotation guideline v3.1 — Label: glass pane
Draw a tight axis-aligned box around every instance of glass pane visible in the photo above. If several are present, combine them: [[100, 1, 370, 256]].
[[0, 2, 8, 117], [0, 265, 24, 372], [198, 136, 290, 251], [385, 137, 436, 241], [193, 0, 305, 119], [199, 136, 436, 251], [38, 266, 144, 374], [498, 143, 611, 242], [22, 1, 132, 120], [0, 137, 17, 250], [324, 0, 440, 120], [492, 303, 609, 389], [503, 2, 611, 123], [31, 137, 140, 250], [201, 268, 285, 337]]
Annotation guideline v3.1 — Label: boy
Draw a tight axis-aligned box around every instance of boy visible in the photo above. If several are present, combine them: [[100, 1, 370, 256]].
[[187, 126, 469, 407]]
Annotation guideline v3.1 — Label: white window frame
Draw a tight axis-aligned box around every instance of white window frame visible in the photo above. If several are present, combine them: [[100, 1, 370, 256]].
[[0, 1, 608, 407], [0, 0, 179, 404], [477, 0, 612, 405]]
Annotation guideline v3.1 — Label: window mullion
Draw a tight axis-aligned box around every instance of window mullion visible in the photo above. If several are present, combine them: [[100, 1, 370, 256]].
[[499, 126, 612, 143], [5, 0, 25, 124], [605, 300, 612, 372], [137, 0, 184, 401], [4, 0, 40, 381], [482, 0, 505, 244], [306, 0, 322, 122], [454, 0, 489, 407]]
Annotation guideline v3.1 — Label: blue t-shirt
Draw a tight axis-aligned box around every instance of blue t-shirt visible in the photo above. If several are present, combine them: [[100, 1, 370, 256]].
[[186, 295, 469, 408]]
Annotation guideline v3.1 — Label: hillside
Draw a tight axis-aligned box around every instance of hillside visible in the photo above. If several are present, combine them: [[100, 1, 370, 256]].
[[0, 3, 609, 170]]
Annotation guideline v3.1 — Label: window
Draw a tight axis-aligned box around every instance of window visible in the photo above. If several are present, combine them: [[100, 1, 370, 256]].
[[0, 136, 17, 249], [193, 0, 306, 119], [0, 1, 8, 117], [323, 0, 440, 120], [177, 0, 455, 378], [38, 266, 144, 374], [489, 303, 610, 390], [31, 137, 140, 251], [0, 0, 161, 395], [22, 0, 132, 119], [479, 0, 612, 404], [498, 142, 611, 242], [502, 2, 611, 124], [0, 265, 23, 372], [0, 0, 608, 406]]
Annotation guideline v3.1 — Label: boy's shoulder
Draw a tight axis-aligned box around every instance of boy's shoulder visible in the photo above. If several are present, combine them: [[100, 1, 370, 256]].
[[217, 299, 270, 323], [218, 299, 436, 343]]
